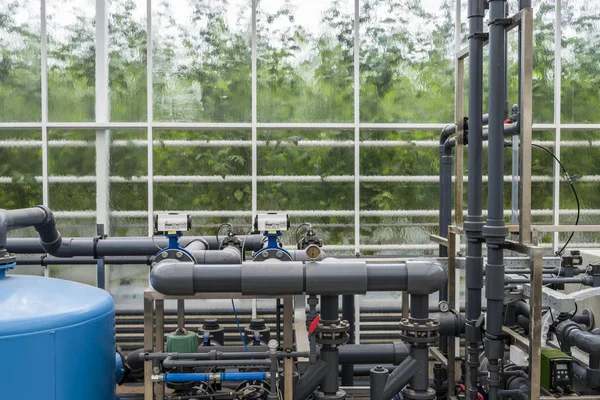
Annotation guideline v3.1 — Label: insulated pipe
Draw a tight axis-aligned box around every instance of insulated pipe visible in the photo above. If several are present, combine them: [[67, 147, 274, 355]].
[[5, 234, 265, 256], [486, 2, 509, 400], [149, 260, 447, 296], [464, 2, 486, 398], [0, 206, 62, 254]]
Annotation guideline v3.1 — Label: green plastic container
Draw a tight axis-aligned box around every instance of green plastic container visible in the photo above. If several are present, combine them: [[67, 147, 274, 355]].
[[166, 329, 198, 353]]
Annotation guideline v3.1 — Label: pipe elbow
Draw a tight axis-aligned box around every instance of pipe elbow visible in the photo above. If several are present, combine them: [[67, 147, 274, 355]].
[[33, 205, 62, 254], [405, 260, 447, 294], [150, 261, 194, 295]]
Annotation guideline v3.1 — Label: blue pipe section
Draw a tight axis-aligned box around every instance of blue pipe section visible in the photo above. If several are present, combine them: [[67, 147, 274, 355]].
[[115, 352, 125, 384], [163, 372, 268, 383]]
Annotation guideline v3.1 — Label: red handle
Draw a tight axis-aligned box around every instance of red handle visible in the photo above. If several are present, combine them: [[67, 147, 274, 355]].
[[308, 315, 320, 334]]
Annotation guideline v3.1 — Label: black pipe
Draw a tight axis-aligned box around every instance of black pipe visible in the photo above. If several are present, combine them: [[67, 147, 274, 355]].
[[341, 295, 355, 385], [505, 277, 592, 285], [188, 343, 410, 366], [16, 255, 154, 265], [0, 206, 62, 255], [293, 360, 328, 400], [557, 322, 600, 355], [319, 295, 341, 396], [465, 1, 486, 398], [485, 2, 509, 399], [5, 234, 264, 256], [370, 366, 389, 400], [163, 358, 271, 369]]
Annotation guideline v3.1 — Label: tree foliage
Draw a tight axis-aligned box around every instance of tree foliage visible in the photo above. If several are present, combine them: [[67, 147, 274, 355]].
[[0, 0, 598, 252]]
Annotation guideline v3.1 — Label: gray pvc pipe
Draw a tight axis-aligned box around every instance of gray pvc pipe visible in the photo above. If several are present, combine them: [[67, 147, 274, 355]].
[[5, 234, 265, 256], [370, 366, 389, 400], [190, 343, 410, 366], [486, 3, 509, 400], [464, 2, 486, 398], [293, 360, 328, 400], [0, 206, 62, 254], [381, 356, 418, 400], [320, 295, 340, 395], [566, 329, 600, 355], [163, 358, 271, 368], [149, 260, 447, 296]]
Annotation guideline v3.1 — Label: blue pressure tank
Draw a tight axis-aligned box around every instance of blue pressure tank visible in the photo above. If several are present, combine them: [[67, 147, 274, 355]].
[[0, 274, 116, 399]]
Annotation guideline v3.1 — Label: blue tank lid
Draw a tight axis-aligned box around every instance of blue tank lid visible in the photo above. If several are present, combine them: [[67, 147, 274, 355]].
[[0, 275, 114, 337]]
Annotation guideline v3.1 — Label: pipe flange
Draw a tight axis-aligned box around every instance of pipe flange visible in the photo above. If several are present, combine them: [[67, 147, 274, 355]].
[[399, 318, 440, 344], [315, 320, 349, 347], [154, 248, 195, 264], [556, 320, 580, 345], [402, 386, 436, 399], [583, 309, 595, 331], [0, 253, 16, 266], [312, 389, 346, 400]]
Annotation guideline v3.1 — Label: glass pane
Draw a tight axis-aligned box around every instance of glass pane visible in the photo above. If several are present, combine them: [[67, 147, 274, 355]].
[[153, 130, 251, 211], [108, 264, 148, 308], [111, 216, 147, 236], [360, 215, 438, 256], [258, 130, 353, 176], [360, 0, 454, 122], [0, 131, 42, 208], [49, 183, 96, 210], [109, 0, 147, 121], [110, 130, 148, 212], [153, 0, 251, 122], [506, 3, 555, 124], [48, 130, 95, 176], [53, 216, 97, 236], [561, 1, 600, 123], [257, 0, 353, 122], [51, 265, 96, 286], [0, 1, 41, 121], [258, 182, 354, 211], [48, 0, 95, 121], [154, 182, 251, 211]]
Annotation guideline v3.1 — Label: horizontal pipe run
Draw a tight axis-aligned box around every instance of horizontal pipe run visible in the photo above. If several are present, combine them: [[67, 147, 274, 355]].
[[163, 358, 271, 369], [16, 255, 154, 265], [505, 277, 591, 285], [161, 372, 269, 383], [5, 234, 265, 256], [186, 344, 410, 365], [150, 260, 447, 296]]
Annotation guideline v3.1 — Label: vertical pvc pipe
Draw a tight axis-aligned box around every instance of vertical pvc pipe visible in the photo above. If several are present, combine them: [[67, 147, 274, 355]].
[[341, 295, 355, 385], [485, 2, 509, 399], [464, 1, 485, 398], [319, 296, 341, 396]]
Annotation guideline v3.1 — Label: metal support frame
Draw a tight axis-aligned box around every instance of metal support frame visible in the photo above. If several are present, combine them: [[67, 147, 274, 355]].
[[142, 288, 295, 400], [95, 0, 110, 236]]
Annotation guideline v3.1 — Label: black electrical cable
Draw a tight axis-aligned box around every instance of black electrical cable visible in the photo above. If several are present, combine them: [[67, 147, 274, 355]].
[[532, 144, 580, 255], [294, 223, 311, 245], [215, 223, 233, 248]]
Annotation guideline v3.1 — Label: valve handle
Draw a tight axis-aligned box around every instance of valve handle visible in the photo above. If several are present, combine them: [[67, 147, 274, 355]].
[[308, 315, 320, 335]]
